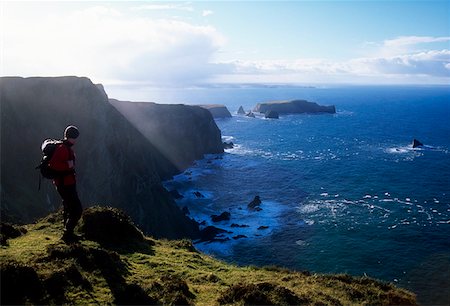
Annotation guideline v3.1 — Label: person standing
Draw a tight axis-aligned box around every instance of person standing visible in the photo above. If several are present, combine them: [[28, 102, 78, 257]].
[[49, 125, 82, 242]]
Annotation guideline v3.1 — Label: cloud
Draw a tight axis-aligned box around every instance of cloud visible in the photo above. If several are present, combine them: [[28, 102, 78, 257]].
[[2, 5, 225, 85], [384, 36, 450, 47], [216, 49, 450, 83], [378, 35, 450, 57], [131, 4, 194, 12], [202, 10, 214, 17]]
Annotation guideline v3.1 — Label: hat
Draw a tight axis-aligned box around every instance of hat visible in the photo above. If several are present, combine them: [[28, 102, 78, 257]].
[[64, 125, 80, 139]]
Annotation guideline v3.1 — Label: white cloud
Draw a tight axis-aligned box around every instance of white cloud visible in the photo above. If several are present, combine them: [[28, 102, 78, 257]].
[[379, 36, 450, 57], [215, 49, 450, 83], [131, 4, 194, 12], [2, 5, 226, 85], [384, 36, 450, 47], [202, 10, 214, 17]]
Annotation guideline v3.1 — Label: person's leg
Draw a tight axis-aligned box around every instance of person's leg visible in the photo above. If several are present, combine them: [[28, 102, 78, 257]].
[[56, 185, 70, 229], [64, 184, 82, 234]]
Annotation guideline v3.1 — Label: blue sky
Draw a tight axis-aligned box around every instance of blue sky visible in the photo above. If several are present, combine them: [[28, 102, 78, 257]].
[[1, 1, 449, 86]]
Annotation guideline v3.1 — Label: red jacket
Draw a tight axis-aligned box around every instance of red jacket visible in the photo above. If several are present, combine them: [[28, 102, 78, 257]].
[[48, 141, 76, 186]]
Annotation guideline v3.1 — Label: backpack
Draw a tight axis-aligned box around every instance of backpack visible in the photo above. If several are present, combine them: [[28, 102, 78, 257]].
[[36, 139, 64, 180]]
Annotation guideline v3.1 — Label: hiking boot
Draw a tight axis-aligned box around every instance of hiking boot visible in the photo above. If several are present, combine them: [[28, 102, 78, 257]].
[[61, 231, 82, 243]]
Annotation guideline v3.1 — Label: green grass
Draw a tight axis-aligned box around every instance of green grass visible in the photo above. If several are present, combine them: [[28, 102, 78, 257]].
[[1, 206, 417, 305]]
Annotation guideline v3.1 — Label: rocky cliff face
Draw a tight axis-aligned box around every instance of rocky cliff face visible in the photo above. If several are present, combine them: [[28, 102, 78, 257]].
[[196, 104, 232, 118], [0, 77, 222, 238], [109, 100, 223, 177], [254, 100, 336, 114]]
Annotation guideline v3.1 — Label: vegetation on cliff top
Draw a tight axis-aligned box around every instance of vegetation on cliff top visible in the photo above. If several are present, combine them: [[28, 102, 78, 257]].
[[1, 206, 417, 305]]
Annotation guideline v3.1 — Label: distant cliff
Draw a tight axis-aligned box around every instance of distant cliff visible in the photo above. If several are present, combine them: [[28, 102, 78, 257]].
[[0, 77, 222, 238], [254, 100, 336, 114], [110, 100, 223, 176], [197, 104, 232, 118]]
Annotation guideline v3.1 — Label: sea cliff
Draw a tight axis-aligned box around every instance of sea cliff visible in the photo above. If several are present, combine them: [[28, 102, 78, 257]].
[[197, 104, 232, 118], [110, 100, 223, 176], [0, 77, 222, 238]]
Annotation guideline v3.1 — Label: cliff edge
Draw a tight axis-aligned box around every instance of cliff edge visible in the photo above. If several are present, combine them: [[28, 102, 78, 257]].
[[0, 207, 417, 305]]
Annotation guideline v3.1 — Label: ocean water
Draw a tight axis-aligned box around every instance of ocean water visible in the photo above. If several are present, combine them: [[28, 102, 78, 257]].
[[159, 85, 450, 304]]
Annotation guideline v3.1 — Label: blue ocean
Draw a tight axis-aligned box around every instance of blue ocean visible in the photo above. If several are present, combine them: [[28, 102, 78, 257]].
[[155, 85, 450, 304]]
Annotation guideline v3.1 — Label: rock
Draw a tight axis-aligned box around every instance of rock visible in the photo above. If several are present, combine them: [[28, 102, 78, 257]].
[[231, 223, 250, 228], [169, 190, 184, 200], [412, 139, 424, 148], [246, 111, 256, 118], [193, 191, 205, 198], [223, 142, 234, 149], [248, 196, 262, 210], [182, 206, 190, 215], [237, 106, 246, 115], [0, 223, 27, 246], [197, 104, 232, 118], [254, 99, 336, 114], [80, 207, 144, 246], [265, 110, 279, 119], [199, 226, 230, 242], [258, 226, 269, 230], [232, 235, 248, 240], [211, 212, 231, 222]]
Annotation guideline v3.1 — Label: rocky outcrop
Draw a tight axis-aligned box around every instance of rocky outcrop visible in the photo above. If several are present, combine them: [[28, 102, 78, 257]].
[[0, 76, 222, 239], [197, 104, 232, 118], [254, 100, 336, 114], [248, 196, 262, 210], [110, 100, 223, 175], [265, 110, 279, 119], [223, 142, 234, 149], [246, 111, 256, 118], [412, 139, 423, 148], [211, 212, 231, 222], [237, 106, 246, 115]]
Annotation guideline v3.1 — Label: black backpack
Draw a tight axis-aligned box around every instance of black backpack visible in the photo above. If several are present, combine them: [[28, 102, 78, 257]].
[[36, 139, 64, 180]]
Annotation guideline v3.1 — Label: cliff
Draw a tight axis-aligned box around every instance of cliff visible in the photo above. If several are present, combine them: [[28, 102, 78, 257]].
[[0, 77, 222, 238], [0, 207, 417, 305], [197, 104, 232, 118], [254, 99, 336, 114], [110, 100, 223, 176]]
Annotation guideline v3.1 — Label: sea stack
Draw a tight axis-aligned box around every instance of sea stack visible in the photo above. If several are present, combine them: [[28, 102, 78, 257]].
[[237, 106, 246, 115], [412, 139, 424, 148]]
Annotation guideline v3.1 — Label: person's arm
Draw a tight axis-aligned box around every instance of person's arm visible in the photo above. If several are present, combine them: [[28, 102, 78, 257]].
[[49, 146, 72, 171]]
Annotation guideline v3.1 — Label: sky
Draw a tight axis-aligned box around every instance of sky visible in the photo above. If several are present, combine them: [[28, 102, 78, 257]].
[[1, 1, 450, 87]]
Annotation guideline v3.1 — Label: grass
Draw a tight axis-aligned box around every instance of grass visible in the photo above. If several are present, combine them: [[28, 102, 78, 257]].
[[1, 206, 417, 305]]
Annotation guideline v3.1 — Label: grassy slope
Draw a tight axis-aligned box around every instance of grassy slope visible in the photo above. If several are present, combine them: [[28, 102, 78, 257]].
[[1, 207, 417, 305]]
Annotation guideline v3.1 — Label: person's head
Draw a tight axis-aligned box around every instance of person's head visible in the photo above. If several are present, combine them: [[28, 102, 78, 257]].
[[64, 125, 79, 144]]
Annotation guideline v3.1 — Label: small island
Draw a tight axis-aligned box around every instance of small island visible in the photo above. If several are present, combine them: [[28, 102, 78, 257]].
[[254, 99, 336, 114]]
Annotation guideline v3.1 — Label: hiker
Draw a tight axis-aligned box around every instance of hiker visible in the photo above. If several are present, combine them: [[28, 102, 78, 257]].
[[49, 125, 82, 241]]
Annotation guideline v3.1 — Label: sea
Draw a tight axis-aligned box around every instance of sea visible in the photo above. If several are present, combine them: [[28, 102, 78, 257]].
[[112, 84, 450, 304]]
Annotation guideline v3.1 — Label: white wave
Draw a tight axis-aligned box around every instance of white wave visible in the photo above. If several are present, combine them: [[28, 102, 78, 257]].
[[385, 146, 412, 154], [297, 204, 320, 214], [222, 135, 235, 142]]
